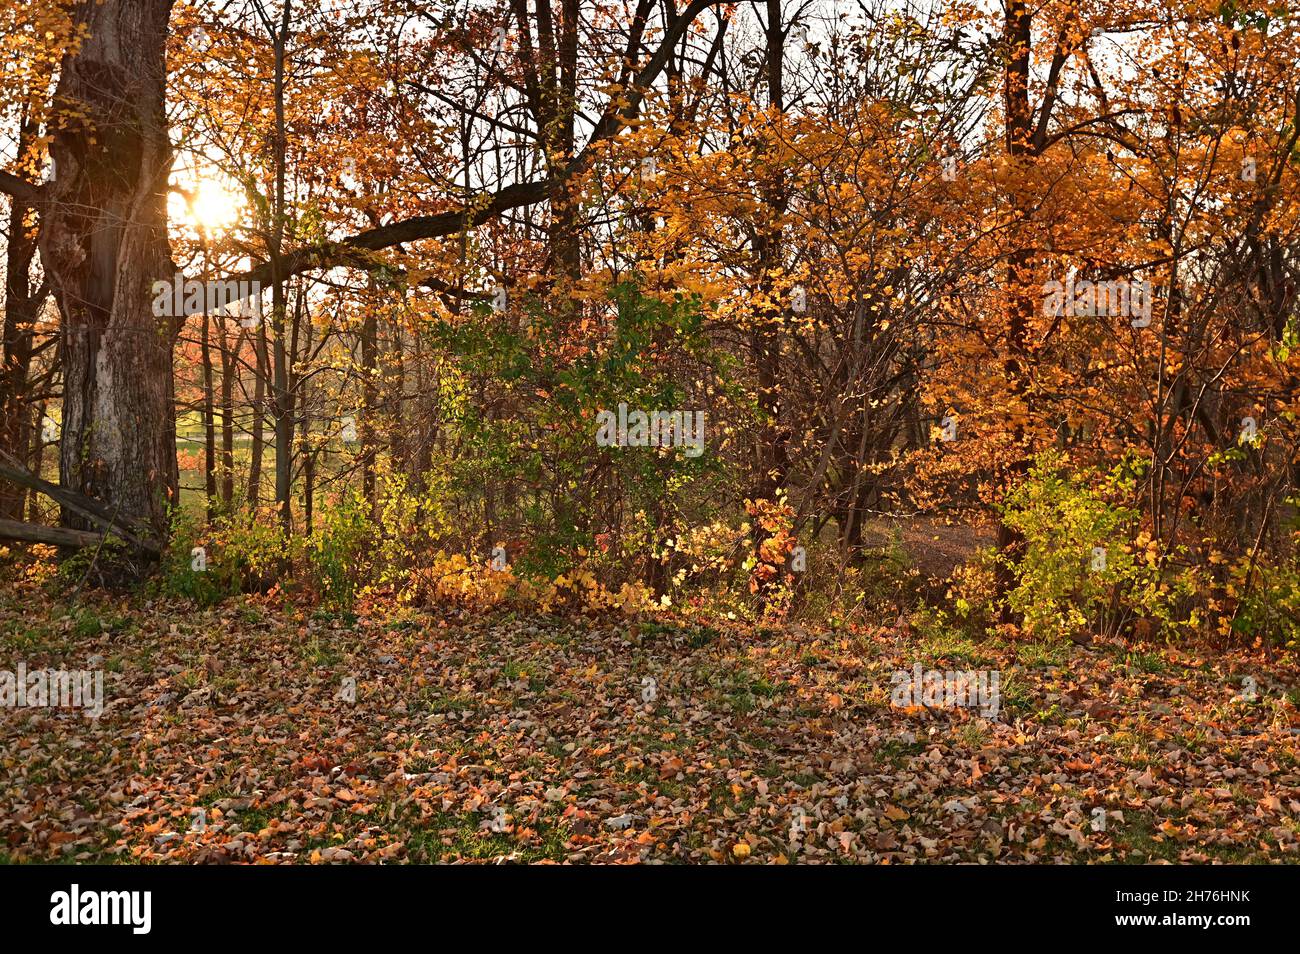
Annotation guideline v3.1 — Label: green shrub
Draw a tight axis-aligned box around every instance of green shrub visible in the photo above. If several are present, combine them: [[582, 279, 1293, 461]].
[[155, 508, 294, 605], [1228, 554, 1300, 648], [307, 493, 373, 611], [998, 451, 1198, 640]]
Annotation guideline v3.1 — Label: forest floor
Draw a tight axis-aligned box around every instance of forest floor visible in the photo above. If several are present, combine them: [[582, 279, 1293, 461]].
[[1, 587, 1297, 864]]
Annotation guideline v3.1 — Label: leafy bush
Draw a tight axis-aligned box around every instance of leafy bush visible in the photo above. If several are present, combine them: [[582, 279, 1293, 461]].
[[156, 508, 295, 605], [307, 493, 373, 611], [1225, 552, 1300, 648], [997, 451, 1198, 640]]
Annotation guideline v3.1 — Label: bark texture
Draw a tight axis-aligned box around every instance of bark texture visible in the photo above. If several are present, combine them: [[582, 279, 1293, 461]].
[[38, 0, 178, 543]]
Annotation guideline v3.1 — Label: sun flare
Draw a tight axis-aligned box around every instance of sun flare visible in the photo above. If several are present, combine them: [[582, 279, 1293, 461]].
[[171, 179, 243, 233]]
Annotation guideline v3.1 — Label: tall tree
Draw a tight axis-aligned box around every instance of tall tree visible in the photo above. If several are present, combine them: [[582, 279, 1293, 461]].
[[35, 0, 177, 546]]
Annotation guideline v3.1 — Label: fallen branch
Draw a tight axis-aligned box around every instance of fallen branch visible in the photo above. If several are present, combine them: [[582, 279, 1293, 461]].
[[0, 518, 105, 549], [0, 451, 162, 553]]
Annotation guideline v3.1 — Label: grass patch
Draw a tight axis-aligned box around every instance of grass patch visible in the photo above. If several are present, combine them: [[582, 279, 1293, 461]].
[[407, 809, 570, 863]]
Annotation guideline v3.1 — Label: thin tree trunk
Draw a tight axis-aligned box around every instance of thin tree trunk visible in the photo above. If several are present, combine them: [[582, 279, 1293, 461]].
[[994, 0, 1035, 622], [220, 316, 235, 507], [300, 374, 313, 535], [268, 3, 294, 533], [752, 0, 789, 504], [0, 112, 45, 519], [361, 295, 377, 513], [248, 321, 268, 511], [200, 281, 217, 519], [27, 399, 48, 522]]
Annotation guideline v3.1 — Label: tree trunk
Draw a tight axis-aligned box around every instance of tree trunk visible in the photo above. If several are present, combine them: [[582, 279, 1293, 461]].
[[248, 321, 268, 510], [752, 0, 789, 504], [300, 375, 313, 536], [994, 0, 1034, 622], [0, 241, 41, 516], [201, 289, 217, 519], [37, 0, 178, 555], [268, 7, 294, 533], [220, 317, 235, 507], [28, 399, 48, 522], [361, 307, 377, 512], [0, 107, 48, 520]]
